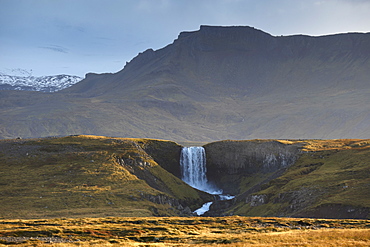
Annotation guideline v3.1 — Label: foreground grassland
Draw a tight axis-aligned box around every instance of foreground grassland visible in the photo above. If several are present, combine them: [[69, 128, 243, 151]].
[[0, 216, 369, 246]]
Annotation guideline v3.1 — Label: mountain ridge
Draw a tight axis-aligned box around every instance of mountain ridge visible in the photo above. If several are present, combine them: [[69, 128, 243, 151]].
[[0, 26, 369, 141]]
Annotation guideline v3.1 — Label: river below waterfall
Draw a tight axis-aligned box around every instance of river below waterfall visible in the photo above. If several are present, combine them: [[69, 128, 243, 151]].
[[180, 146, 234, 215], [194, 202, 213, 216]]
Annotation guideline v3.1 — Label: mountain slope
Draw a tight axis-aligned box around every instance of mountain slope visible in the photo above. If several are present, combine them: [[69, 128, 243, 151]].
[[0, 26, 369, 141]]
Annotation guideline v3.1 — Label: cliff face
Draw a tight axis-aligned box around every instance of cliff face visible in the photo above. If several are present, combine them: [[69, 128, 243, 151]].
[[204, 140, 301, 194], [205, 140, 301, 174], [141, 139, 183, 178], [204, 139, 370, 219]]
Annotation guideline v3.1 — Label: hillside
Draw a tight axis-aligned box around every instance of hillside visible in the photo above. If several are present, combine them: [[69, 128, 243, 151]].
[[0, 135, 369, 219], [0, 135, 210, 219], [1, 26, 369, 141], [204, 139, 370, 219]]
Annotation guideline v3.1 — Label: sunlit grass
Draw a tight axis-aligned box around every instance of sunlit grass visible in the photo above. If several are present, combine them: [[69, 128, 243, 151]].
[[0, 216, 369, 246]]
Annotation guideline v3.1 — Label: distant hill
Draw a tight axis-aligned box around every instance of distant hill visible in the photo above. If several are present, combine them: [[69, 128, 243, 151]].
[[0, 70, 82, 92], [0, 26, 369, 141]]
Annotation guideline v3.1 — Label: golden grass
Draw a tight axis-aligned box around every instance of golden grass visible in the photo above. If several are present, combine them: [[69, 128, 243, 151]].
[[297, 139, 370, 152], [0, 216, 369, 246], [227, 229, 370, 247], [276, 139, 370, 152]]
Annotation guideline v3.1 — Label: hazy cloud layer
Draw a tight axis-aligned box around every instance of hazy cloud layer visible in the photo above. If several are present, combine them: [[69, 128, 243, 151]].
[[1, 0, 369, 76]]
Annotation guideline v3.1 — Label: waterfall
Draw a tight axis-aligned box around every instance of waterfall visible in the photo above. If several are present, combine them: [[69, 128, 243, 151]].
[[180, 146, 234, 216], [180, 147, 208, 191], [180, 147, 222, 194]]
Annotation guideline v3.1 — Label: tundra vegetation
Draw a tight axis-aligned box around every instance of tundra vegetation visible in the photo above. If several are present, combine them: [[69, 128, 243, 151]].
[[0, 216, 369, 246]]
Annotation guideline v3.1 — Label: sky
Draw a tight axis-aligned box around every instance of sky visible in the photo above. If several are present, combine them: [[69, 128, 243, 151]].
[[1, 0, 370, 77]]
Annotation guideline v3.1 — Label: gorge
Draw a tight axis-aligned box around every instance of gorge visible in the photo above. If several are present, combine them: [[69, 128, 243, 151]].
[[0, 135, 369, 219], [179, 139, 370, 218]]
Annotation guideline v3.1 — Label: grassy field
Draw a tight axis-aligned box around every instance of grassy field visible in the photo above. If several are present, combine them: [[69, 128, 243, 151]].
[[0, 216, 369, 246]]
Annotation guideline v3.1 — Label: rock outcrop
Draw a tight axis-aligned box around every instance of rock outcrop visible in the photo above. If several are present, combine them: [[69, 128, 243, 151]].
[[204, 139, 370, 219], [205, 140, 301, 173], [204, 140, 301, 194]]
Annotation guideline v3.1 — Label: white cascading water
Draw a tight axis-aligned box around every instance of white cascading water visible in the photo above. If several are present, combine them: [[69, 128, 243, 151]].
[[181, 147, 207, 191], [180, 147, 221, 194], [180, 147, 233, 215], [193, 202, 213, 216]]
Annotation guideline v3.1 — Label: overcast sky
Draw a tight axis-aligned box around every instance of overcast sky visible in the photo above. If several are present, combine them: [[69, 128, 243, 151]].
[[1, 0, 370, 77]]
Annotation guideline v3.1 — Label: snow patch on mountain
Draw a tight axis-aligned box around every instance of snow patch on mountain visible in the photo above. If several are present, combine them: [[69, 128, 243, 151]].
[[0, 69, 82, 92]]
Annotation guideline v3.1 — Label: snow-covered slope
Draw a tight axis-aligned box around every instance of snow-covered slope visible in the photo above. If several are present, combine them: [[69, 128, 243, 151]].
[[0, 69, 82, 92]]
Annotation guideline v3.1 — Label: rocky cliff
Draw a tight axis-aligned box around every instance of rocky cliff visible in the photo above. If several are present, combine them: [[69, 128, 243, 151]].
[[204, 139, 370, 219], [204, 140, 302, 194], [205, 140, 301, 174]]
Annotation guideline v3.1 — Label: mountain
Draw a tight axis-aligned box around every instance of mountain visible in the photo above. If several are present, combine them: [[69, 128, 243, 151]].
[[0, 25, 369, 140], [0, 70, 82, 92]]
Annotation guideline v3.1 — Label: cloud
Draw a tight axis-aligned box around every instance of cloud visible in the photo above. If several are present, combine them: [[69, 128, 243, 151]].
[[39, 45, 69, 54]]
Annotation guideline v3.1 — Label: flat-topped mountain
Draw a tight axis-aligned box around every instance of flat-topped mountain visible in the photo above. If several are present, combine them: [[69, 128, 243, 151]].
[[1, 26, 369, 141]]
